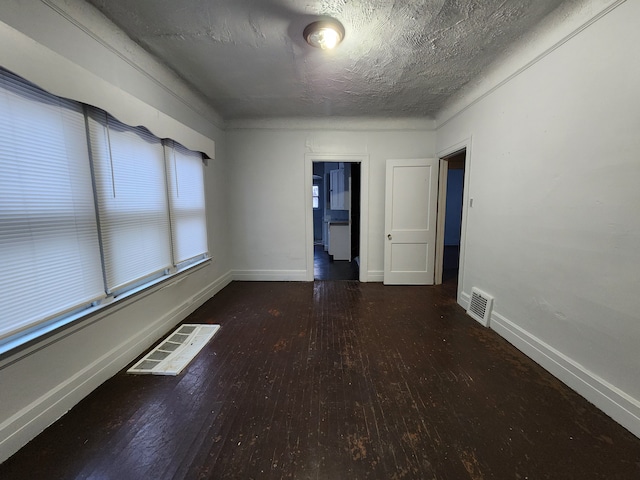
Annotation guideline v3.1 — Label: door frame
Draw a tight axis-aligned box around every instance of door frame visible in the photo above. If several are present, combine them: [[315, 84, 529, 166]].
[[304, 153, 369, 282], [435, 138, 472, 302]]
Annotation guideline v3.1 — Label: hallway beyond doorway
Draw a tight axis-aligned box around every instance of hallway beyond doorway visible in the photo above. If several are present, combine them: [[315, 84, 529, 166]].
[[313, 244, 358, 280]]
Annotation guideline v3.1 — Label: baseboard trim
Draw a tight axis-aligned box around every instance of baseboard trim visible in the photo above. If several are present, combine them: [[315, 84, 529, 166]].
[[459, 291, 471, 311], [490, 310, 640, 439], [367, 270, 384, 282], [0, 270, 232, 463], [232, 269, 381, 282], [232, 269, 308, 281]]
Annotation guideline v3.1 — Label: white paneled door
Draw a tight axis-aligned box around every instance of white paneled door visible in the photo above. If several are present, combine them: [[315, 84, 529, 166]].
[[384, 158, 439, 285]]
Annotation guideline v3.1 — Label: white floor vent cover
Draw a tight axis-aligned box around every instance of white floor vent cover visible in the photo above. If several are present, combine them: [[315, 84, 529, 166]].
[[127, 324, 220, 376], [467, 288, 494, 327]]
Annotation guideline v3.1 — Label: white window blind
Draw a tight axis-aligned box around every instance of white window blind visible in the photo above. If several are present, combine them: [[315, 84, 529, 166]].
[[87, 108, 172, 292], [164, 140, 208, 264], [0, 70, 105, 342]]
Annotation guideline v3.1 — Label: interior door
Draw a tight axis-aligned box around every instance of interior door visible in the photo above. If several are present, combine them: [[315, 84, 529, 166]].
[[384, 158, 439, 285]]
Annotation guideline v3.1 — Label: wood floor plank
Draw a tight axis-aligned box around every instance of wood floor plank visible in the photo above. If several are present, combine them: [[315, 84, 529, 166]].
[[1, 280, 639, 479]]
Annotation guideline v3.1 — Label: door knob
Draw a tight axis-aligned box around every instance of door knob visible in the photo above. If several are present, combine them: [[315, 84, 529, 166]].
[[387, 234, 392, 240]]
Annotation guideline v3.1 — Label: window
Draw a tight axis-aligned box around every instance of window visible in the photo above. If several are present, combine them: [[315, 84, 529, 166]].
[[0, 69, 209, 352], [164, 140, 208, 265], [0, 70, 105, 342], [87, 108, 173, 292], [312, 184, 320, 209]]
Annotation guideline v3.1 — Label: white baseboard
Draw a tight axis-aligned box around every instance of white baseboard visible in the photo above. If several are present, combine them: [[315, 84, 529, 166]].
[[459, 291, 471, 310], [232, 269, 382, 283], [0, 270, 233, 463], [490, 310, 640, 439], [457, 289, 640, 438], [367, 270, 384, 282], [232, 269, 308, 281]]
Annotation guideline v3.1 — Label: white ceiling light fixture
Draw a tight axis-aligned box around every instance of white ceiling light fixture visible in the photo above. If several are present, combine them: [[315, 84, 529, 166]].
[[303, 19, 345, 50]]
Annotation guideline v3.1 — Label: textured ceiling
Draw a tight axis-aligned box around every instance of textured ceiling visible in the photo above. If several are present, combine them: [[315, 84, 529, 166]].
[[85, 0, 572, 121]]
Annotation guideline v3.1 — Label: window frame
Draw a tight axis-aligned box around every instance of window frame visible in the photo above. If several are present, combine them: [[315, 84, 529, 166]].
[[0, 70, 211, 357]]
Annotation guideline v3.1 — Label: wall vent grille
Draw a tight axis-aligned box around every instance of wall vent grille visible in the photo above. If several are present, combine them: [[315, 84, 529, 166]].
[[467, 288, 493, 327], [127, 324, 220, 375]]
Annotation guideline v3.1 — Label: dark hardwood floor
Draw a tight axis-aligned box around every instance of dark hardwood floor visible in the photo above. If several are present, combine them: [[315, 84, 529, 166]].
[[2, 280, 639, 479], [314, 244, 359, 280]]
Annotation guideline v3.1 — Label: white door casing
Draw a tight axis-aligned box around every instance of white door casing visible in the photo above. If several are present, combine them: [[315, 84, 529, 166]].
[[304, 153, 369, 282], [384, 158, 439, 285]]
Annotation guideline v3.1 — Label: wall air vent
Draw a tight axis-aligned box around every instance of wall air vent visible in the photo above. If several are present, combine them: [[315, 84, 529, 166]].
[[467, 287, 494, 327]]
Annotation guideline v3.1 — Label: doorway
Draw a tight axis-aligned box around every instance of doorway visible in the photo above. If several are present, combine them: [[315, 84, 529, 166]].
[[312, 161, 360, 280], [304, 153, 369, 282], [435, 149, 466, 294]]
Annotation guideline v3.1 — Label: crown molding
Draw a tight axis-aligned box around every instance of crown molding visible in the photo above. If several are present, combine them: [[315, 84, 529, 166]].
[[435, 0, 627, 129], [41, 0, 225, 131], [226, 116, 435, 131]]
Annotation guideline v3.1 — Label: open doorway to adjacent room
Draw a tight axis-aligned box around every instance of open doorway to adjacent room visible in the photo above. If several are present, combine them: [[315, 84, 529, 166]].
[[312, 161, 361, 280], [435, 149, 466, 294]]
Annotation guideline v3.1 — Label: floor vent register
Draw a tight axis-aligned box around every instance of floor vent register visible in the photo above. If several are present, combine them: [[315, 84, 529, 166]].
[[127, 324, 220, 375]]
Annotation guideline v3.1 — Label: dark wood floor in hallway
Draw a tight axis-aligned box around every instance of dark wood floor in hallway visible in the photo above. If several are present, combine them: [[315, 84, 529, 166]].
[[2, 281, 639, 479]]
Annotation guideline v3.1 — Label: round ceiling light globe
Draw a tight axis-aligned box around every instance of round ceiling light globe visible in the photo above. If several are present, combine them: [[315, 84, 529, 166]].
[[304, 20, 345, 50]]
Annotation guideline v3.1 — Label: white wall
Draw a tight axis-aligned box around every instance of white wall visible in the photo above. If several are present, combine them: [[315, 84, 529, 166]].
[[437, 0, 640, 436], [0, 0, 231, 462], [227, 120, 436, 281]]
